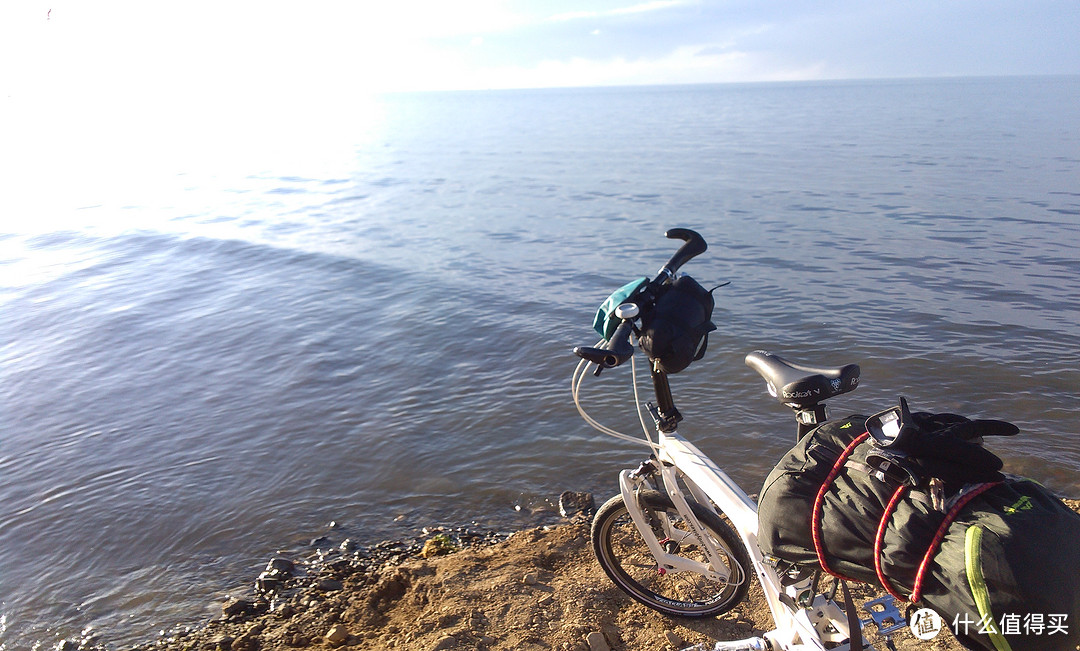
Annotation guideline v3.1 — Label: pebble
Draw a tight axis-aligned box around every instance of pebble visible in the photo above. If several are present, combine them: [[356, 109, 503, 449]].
[[558, 491, 596, 519], [229, 633, 258, 651], [522, 572, 539, 585], [432, 634, 457, 650], [324, 624, 349, 646], [265, 558, 295, 576], [221, 597, 252, 618], [254, 571, 283, 594], [210, 635, 234, 651], [664, 630, 685, 647], [585, 631, 610, 651], [318, 578, 344, 592]]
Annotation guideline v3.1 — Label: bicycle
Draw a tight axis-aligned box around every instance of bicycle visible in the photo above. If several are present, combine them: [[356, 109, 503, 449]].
[[572, 229, 893, 651]]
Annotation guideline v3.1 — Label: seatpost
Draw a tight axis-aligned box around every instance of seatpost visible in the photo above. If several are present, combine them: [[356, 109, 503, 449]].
[[794, 403, 828, 440], [650, 366, 683, 433]]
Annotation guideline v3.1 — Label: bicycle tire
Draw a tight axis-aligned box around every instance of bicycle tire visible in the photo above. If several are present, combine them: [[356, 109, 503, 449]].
[[591, 490, 751, 617]]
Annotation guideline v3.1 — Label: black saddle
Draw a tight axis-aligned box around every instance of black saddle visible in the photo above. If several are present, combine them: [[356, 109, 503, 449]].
[[744, 350, 860, 408]]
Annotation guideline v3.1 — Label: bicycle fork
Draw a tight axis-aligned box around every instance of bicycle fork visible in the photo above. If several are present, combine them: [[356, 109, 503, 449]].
[[618, 460, 733, 582]]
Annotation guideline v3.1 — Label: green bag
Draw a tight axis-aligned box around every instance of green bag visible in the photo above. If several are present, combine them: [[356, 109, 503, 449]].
[[758, 414, 1080, 651], [927, 480, 1080, 651], [592, 277, 648, 340]]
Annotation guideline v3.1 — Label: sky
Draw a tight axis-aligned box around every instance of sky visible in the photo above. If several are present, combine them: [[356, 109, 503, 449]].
[[1, 0, 1078, 213], [3, 0, 1078, 100]]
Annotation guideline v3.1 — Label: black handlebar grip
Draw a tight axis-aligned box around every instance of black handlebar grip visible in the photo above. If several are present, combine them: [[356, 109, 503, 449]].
[[573, 319, 635, 373], [659, 228, 707, 278]]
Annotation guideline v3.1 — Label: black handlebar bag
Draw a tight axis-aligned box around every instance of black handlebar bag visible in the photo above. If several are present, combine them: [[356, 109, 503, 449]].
[[639, 275, 716, 374]]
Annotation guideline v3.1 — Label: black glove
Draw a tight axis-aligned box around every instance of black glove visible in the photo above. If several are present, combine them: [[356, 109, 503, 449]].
[[866, 397, 1018, 486]]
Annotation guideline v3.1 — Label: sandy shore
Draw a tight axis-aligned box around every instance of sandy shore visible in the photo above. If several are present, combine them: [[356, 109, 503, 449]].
[[113, 502, 1068, 651]]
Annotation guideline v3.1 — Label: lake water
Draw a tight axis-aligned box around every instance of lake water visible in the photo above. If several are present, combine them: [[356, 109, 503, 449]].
[[1, 76, 1078, 649]]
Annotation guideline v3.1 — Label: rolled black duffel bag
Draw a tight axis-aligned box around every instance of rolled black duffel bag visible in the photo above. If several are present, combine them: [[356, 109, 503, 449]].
[[757, 406, 1080, 651]]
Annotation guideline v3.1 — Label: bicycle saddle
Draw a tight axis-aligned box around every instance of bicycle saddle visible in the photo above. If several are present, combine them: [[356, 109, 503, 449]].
[[744, 350, 860, 408]]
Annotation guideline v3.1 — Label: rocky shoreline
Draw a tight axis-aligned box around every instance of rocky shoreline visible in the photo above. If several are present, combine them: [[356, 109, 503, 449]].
[[58, 495, 1079, 651], [140, 524, 517, 651]]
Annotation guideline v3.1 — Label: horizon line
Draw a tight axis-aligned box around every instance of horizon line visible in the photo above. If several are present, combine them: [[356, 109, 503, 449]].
[[376, 72, 1080, 95]]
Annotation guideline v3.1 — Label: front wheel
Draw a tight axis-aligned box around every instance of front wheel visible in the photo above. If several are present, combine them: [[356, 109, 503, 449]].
[[591, 490, 751, 617]]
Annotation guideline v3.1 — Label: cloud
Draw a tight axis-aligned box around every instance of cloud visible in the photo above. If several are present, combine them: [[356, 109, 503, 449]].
[[610, 0, 687, 16], [460, 44, 828, 90], [547, 0, 687, 23]]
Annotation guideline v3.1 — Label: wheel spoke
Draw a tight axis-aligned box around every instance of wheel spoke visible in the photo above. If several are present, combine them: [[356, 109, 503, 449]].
[[591, 491, 750, 617]]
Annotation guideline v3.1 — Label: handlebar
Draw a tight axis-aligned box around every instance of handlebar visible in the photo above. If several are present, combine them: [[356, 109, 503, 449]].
[[574, 228, 709, 374], [656, 228, 707, 282]]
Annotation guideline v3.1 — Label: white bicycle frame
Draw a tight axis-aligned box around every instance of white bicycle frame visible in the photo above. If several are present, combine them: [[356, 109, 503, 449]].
[[574, 352, 869, 651]]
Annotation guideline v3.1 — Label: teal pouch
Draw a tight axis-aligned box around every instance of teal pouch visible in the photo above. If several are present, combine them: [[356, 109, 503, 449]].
[[592, 277, 648, 340]]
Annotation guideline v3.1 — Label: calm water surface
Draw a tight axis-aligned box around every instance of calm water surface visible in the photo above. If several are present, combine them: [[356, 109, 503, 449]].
[[1, 77, 1079, 648]]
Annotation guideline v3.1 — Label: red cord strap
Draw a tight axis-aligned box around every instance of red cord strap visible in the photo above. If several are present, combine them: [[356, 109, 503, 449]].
[[813, 431, 1002, 603], [812, 432, 870, 581], [908, 481, 1001, 603], [874, 484, 910, 600]]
